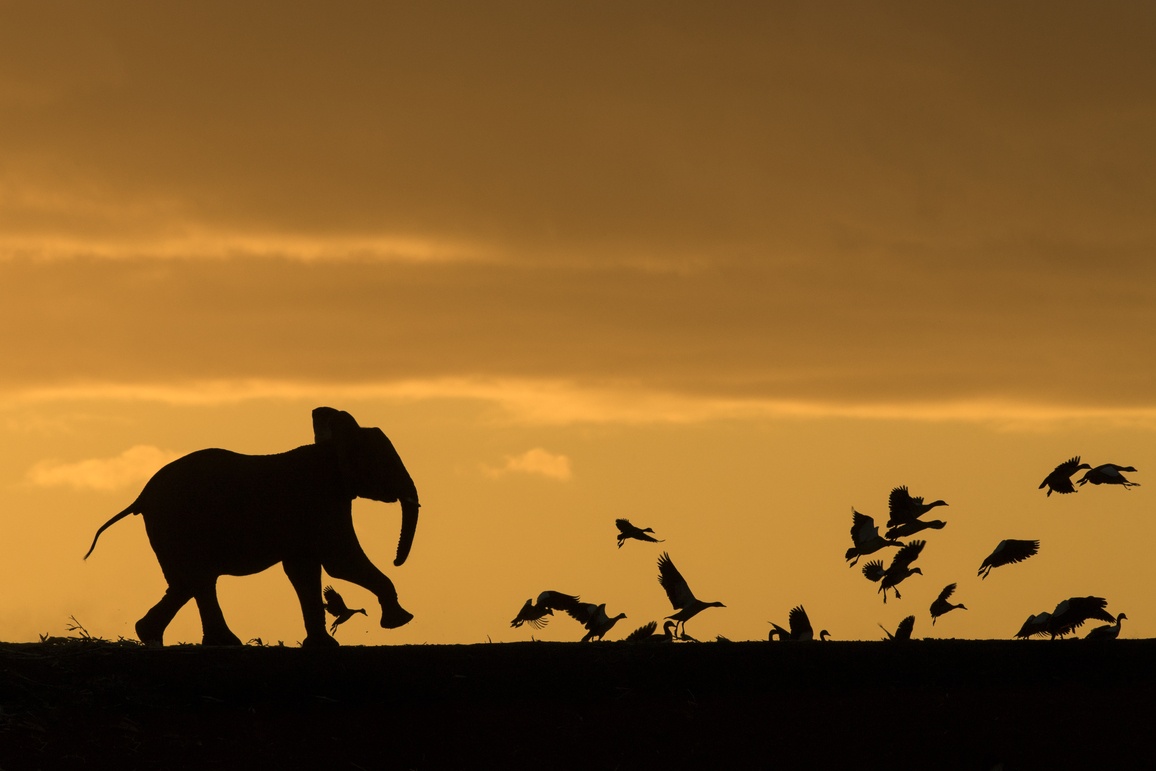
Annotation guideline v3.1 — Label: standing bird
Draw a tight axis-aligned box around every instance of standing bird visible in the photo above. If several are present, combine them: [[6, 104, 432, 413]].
[[768, 605, 829, 641], [657, 552, 725, 639], [863, 540, 925, 603], [880, 615, 916, 641], [1039, 456, 1091, 496], [1077, 464, 1140, 489], [509, 591, 582, 629], [323, 585, 367, 636], [977, 539, 1040, 579], [615, 518, 664, 548], [1085, 613, 1128, 640], [845, 509, 904, 567], [566, 601, 627, 641], [929, 583, 967, 625]]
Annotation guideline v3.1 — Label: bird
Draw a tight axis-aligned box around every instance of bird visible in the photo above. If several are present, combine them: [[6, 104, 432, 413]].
[[1047, 597, 1115, 639], [509, 591, 582, 629], [885, 485, 948, 529], [323, 585, 367, 635], [1085, 613, 1127, 640], [1077, 464, 1140, 489], [862, 539, 925, 603], [929, 583, 967, 625], [977, 539, 1040, 579], [623, 619, 678, 642], [880, 615, 916, 641], [1016, 597, 1115, 639], [1039, 456, 1091, 496], [615, 518, 665, 548], [657, 552, 725, 639], [565, 601, 627, 642], [768, 604, 829, 641], [1014, 612, 1052, 639], [845, 508, 904, 567], [885, 518, 947, 540]]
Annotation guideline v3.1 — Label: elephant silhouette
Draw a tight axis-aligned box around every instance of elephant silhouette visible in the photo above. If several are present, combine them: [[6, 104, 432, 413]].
[[84, 407, 421, 648]]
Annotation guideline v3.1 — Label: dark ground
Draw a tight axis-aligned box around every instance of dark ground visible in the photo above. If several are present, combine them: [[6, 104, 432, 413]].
[[1, 638, 1152, 770]]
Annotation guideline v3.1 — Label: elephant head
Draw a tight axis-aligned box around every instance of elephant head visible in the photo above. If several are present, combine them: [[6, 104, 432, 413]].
[[313, 407, 421, 567]]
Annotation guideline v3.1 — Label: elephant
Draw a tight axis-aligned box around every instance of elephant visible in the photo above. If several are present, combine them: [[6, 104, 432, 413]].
[[84, 407, 421, 648]]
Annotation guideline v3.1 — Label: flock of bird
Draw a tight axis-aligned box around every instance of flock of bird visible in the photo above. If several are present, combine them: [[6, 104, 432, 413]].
[[330, 459, 1138, 643], [508, 519, 726, 642], [845, 457, 1137, 641]]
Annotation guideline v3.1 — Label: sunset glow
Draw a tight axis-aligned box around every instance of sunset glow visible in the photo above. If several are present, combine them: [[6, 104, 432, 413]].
[[2, 2, 1153, 648]]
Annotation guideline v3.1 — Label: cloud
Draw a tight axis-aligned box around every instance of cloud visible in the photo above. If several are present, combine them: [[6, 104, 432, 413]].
[[483, 448, 573, 481], [27, 445, 181, 491]]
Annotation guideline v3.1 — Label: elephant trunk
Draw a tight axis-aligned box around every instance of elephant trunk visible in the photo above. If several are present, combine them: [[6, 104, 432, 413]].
[[394, 497, 420, 567]]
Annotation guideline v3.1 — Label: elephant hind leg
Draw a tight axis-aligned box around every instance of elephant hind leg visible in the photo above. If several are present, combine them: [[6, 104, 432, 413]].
[[137, 586, 194, 646], [193, 581, 242, 646]]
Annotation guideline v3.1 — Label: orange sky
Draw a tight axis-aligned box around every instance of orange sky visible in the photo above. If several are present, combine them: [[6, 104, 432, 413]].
[[2, 2, 1153, 646]]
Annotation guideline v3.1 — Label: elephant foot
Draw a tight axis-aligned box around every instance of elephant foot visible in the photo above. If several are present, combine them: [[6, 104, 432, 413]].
[[135, 618, 165, 647], [302, 633, 340, 649], [201, 629, 243, 646], [379, 605, 413, 629]]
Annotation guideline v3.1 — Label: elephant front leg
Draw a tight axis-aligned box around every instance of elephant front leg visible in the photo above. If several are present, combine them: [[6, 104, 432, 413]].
[[322, 543, 413, 630], [283, 557, 338, 648]]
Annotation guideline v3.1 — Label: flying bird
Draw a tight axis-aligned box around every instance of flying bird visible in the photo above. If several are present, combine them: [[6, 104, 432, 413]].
[[565, 601, 627, 642], [657, 552, 725, 639], [615, 518, 665, 548], [978, 539, 1040, 579], [509, 590, 582, 629], [323, 585, 367, 635], [1077, 464, 1140, 489], [880, 615, 916, 641], [885, 486, 948, 529], [1085, 613, 1128, 641], [862, 540, 925, 603], [845, 508, 904, 567], [1039, 456, 1091, 496], [768, 604, 829, 641], [885, 518, 947, 540], [929, 583, 967, 625]]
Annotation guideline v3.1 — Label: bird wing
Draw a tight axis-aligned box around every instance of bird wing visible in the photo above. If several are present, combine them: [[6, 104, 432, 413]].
[[657, 552, 695, 610], [890, 539, 926, 571], [895, 615, 916, 640], [788, 605, 813, 639], [510, 599, 550, 628], [862, 560, 885, 583], [936, 583, 957, 603], [990, 539, 1040, 567], [1015, 612, 1050, 638], [850, 509, 878, 543], [615, 518, 634, 534], [323, 585, 349, 616], [565, 602, 598, 625], [1055, 456, 1084, 477], [623, 621, 658, 641], [540, 591, 582, 613], [887, 486, 916, 525]]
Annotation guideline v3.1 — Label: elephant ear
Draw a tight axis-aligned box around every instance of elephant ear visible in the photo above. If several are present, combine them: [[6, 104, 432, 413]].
[[312, 407, 360, 444]]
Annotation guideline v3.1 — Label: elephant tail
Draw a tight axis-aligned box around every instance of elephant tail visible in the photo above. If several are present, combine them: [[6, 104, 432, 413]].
[[83, 505, 139, 560]]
